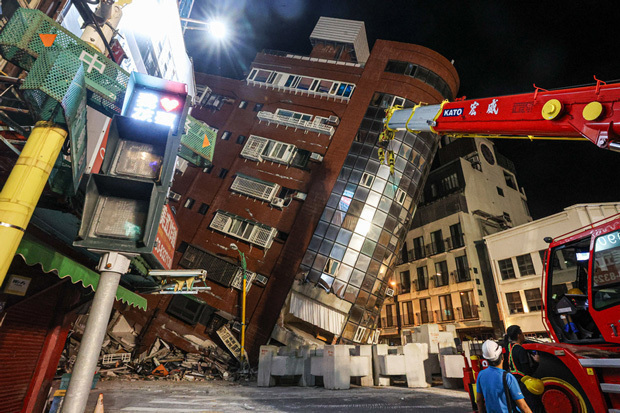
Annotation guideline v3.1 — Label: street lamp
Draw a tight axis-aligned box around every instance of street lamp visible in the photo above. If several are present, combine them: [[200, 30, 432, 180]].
[[230, 243, 247, 365]]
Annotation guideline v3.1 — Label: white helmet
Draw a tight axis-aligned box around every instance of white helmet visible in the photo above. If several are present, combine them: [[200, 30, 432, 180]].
[[482, 340, 502, 361]]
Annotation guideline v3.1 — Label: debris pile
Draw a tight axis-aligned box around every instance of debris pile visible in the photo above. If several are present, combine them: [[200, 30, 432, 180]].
[[59, 310, 237, 382]]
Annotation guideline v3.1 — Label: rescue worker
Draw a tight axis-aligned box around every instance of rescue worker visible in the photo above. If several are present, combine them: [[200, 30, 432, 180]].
[[504, 325, 544, 413], [476, 339, 531, 413]]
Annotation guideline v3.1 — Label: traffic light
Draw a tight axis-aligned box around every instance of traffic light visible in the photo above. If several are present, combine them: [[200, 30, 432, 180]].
[[74, 73, 188, 265]]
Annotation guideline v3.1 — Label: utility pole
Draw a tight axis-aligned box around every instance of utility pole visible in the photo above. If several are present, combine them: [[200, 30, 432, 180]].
[[61, 252, 131, 413]]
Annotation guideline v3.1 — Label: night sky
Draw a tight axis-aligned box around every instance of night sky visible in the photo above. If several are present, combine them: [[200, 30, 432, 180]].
[[185, 1, 620, 219]]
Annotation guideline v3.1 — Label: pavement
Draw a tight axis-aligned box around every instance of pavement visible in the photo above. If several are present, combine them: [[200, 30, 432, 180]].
[[82, 379, 474, 412]]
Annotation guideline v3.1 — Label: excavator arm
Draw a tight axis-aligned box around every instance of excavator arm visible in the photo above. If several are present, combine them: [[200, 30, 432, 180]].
[[383, 79, 620, 153]]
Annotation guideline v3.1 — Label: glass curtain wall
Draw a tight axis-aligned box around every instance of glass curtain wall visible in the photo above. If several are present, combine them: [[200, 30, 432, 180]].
[[299, 92, 439, 343]]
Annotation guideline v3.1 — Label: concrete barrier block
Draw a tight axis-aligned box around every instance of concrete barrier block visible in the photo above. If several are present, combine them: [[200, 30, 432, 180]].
[[440, 354, 465, 389], [403, 343, 430, 388], [323, 345, 351, 390], [379, 354, 407, 375], [257, 345, 279, 387]]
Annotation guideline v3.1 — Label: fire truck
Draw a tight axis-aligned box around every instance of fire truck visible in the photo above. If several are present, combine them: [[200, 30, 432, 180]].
[[381, 80, 620, 412]]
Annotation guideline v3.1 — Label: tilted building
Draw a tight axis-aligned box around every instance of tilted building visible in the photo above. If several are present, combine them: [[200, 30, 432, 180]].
[[130, 17, 459, 359]]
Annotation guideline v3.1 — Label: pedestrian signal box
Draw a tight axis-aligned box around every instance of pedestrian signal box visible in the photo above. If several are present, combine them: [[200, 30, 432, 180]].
[[74, 73, 188, 259]]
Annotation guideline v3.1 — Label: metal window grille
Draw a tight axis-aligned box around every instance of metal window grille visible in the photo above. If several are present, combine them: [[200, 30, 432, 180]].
[[231, 174, 279, 202]]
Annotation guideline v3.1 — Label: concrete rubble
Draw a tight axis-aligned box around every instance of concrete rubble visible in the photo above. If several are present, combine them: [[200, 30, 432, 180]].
[[58, 310, 239, 383]]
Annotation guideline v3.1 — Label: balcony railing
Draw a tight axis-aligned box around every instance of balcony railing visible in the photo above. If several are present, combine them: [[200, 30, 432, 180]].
[[445, 235, 465, 251], [425, 241, 445, 256], [457, 305, 479, 320], [433, 274, 450, 288], [435, 308, 455, 322], [414, 279, 429, 291], [454, 269, 471, 283], [256, 111, 335, 136], [417, 311, 434, 324], [380, 315, 398, 328]]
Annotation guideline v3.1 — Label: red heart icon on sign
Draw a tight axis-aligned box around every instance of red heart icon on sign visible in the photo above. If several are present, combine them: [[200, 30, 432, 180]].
[[160, 98, 180, 112]]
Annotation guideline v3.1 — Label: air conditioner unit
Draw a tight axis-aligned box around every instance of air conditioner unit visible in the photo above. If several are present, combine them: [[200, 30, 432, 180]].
[[270, 197, 285, 208], [327, 115, 340, 125], [309, 152, 324, 162], [293, 192, 307, 201], [255, 274, 268, 285], [386, 288, 395, 297]]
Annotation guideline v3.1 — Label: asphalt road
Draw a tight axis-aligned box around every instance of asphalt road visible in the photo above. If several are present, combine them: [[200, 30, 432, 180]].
[[82, 379, 473, 412]]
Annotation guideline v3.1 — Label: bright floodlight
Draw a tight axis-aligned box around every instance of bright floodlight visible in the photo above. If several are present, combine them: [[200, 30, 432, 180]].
[[208, 19, 228, 40]]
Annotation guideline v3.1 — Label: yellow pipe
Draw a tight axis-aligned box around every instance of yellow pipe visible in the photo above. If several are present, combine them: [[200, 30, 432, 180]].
[[241, 273, 247, 364], [0, 122, 67, 284]]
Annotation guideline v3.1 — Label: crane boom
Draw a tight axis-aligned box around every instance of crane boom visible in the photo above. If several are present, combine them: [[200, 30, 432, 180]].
[[385, 80, 620, 151]]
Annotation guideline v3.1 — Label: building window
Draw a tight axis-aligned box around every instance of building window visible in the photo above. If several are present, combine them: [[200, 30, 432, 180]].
[[419, 298, 432, 324], [455, 255, 470, 282], [402, 301, 414, 326], [275, 108, 313, 122], [236, 135, 246, 145], [459, 291, 478, 319], [230, 173, 280, 202], [184, 198, 195, 209], [506, 292, 524, 314], [525, 288, 543, 311], [441, 173, 459, 192], [498, 258, 516, 280], [385, 304, 395, 327], [360, 172, 374, 188], [400, 270, 411, 293], [324, 258, 340, 276], [434, 260, 449, 287], [209, 210, 278, 249], [497, 186, 504, 197], [198, 203, 209, 215], [169, 191, 181, 202], [240, 135, 297, 165], [221, 131, 231, 140], [384, 60, 453, 100], [504, 171, 517, 190], [430, 230, 444, 255], [449, 223, 464, 249], [218, 168, 229, 179], [516, 254, 536, 276], [248, 68, 355, 99], [395, 188, 406, 205], [416, 266, 428, 291], [166, 295, 208, 325], [253, 103, 263, 112], [438, 294, 454, 321], [239, 100, 248, 109], [413, 236, 425, 260]]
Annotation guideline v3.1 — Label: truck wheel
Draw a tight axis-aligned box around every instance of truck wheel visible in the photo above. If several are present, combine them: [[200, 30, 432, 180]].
[[540, 377, 587, 413], [534, 353, 591, 413]]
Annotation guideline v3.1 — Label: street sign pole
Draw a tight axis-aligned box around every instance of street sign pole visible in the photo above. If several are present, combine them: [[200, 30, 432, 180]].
[[61, 252, 132, 413]]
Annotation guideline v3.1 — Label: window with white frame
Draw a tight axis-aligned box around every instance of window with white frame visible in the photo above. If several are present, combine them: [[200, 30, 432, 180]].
[[323, 258, 340, 276], [395, 188, 407, 205], [240, 135, 297, 164], [230, 174, 280, 202], [360, 172, 374, 188], [248, 69, 355, 98], [275, 109, 313, 122], [209, 211, 278, 249]]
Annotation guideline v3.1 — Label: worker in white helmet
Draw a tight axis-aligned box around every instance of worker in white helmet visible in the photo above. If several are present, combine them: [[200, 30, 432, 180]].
[[476, 340, 532, 413]]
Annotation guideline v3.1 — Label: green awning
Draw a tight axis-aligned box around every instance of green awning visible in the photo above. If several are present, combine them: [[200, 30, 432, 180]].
[[15, 235, 147, 310]]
